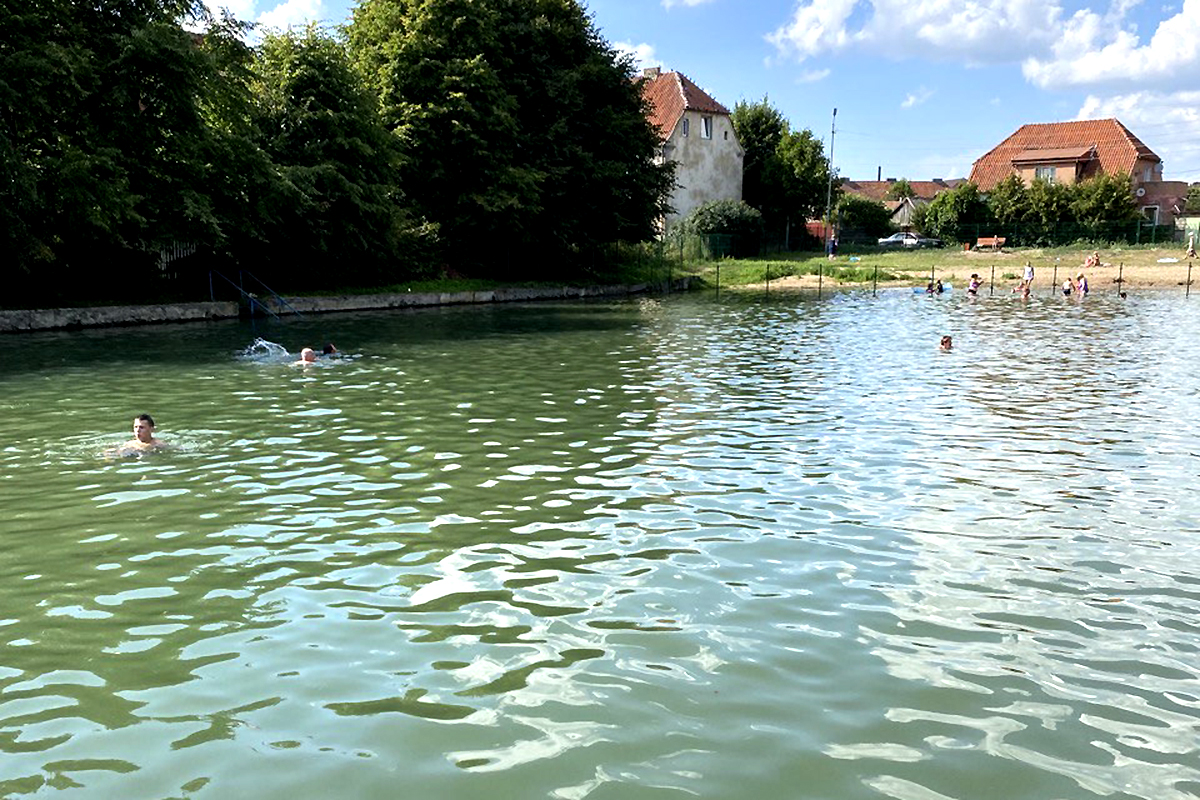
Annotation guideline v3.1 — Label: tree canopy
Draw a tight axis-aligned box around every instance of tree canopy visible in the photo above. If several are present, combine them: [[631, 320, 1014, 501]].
[[730, 97, 835, 234], [346, 0, 673, 276]]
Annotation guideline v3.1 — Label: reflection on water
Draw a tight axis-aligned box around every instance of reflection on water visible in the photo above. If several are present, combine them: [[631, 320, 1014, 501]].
[[1, 291, 1200, 798]]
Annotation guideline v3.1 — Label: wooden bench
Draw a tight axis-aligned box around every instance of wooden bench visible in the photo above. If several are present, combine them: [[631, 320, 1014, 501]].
[[975, 236, 1006, 251]]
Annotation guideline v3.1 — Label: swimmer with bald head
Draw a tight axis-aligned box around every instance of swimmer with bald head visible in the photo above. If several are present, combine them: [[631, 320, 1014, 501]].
[[294, 347, 317, 366]]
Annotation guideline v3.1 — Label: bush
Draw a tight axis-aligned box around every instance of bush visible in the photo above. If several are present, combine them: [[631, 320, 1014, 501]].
[[677, 199, 764, 256]]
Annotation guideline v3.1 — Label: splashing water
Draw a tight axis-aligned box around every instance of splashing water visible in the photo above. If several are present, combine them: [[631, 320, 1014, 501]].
[[238, 337, 290, 363]]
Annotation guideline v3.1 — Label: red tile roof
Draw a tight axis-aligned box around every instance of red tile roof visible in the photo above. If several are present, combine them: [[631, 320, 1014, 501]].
[[970, 119, 1159, 190], [841, 179, 965, 202], [640, 69, 730, 141]]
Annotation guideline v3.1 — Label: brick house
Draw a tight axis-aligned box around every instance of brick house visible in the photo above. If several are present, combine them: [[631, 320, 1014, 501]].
[[640, 68, 743, 229], [969, 119, 1189, 227]]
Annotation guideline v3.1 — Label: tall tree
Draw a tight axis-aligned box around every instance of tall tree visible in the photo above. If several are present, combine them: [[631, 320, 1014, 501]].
[[777, 127, 836, 224], [729, 98, 834, 235], [923, 182, 992, 244], [249, 26, 433, 287], [730, 98, 788, 222], [347, 0, 672, 275]]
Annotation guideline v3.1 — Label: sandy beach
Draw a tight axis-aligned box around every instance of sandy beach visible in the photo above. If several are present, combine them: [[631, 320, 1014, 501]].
[[753, 245, 1198, 292]]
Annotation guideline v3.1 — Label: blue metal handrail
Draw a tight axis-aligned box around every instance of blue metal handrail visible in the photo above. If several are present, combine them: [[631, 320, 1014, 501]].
[[209, 270, 303, 320]]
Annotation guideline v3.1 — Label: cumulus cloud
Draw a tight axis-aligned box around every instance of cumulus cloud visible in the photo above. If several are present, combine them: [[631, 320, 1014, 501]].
[[662, 0, 716, 7], [1022, 0, 1200, 90], [614, 41, 661, 72], [1077, 90, 1200, 179], [768, 0, 1062, 65], [901, 87, 934, 108], [257, 0, 324, 30]]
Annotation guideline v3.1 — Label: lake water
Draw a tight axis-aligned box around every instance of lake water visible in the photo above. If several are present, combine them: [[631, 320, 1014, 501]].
[[2, 288, 1200, 799]]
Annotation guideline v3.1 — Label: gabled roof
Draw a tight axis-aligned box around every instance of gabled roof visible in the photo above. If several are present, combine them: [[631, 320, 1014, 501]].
[[640, 69, 730, 141], [970, 119, 1159, 190], [841, 179, 965, 202]]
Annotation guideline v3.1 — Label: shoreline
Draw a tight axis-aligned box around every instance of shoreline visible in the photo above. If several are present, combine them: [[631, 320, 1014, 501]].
[[744, 256, 1197, 293], [0, 279, 690, 334]]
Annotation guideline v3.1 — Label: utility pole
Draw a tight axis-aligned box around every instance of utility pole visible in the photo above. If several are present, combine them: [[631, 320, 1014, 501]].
[[824, 108, 837, 257]]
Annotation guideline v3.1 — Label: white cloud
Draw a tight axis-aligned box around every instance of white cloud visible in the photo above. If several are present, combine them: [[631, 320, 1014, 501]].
[[797, 68, 831, 83], [614, 41, 661, 73], [202, 0, 258, 23], [1076, 90, 1200, 180], [1022, 0, 1200, 90], [256, 0, 324, 30], [768, 0, 1062, 65], [662, 0, 717, 7], [901, 87, 934, 108]]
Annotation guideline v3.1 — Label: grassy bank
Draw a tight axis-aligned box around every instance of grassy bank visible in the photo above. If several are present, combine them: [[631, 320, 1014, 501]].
[[685, 242, 1197, 290]]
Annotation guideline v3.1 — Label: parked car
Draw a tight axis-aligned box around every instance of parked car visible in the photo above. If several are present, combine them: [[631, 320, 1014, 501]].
[[878, 231, 943, 248]]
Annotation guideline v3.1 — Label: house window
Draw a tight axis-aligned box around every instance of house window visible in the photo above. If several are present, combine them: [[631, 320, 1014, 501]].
[[701, 116, 713, 139], [1142, 205, 1159, 225], [1035, 166, 1057, 183], [681, 118, 689, 137]]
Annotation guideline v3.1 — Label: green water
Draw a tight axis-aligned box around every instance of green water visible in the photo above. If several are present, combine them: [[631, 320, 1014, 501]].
[[2, 291, 1200, 799]]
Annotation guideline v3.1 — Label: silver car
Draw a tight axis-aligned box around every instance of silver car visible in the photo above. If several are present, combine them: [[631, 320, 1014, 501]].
[[878, 231, 943, 248]]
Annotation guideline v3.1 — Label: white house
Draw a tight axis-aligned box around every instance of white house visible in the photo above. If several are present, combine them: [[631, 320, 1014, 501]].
[[640, 68, 743, 229]]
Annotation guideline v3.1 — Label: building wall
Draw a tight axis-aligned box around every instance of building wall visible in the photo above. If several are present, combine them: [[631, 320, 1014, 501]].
[[663, 110, 744, 228], [1015, 160, 1083, 186]]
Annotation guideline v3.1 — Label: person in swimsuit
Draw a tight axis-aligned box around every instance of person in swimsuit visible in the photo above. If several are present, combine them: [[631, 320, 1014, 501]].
[[1076, 272, 1089, 296], [967, 274, 982, 296], [1023, 261, 1035, 286], [294, 347, 317, 365], [939, 335, 953, 351], [1062, 278, 1074, 296]]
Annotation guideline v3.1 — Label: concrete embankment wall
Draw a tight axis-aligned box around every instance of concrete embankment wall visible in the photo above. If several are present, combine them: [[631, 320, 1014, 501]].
[[0, 280, 688, 333]]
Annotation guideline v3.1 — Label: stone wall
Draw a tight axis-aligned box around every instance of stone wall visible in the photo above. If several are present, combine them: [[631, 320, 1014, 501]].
[[0, 280, 690, 333]]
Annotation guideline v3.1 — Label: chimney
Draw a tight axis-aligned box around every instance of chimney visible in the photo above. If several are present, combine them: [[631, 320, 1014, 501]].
[[886, 177, 896, 182], [643, 67, 661, 79], [877, 166, 881, 181]]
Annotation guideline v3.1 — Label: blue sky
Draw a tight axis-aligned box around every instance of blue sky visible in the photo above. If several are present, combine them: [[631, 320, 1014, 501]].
[[210, 0, 1200, 185]]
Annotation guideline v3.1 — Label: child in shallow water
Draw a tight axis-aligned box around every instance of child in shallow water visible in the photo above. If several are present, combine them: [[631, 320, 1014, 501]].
[[939, 336, 953, 351]]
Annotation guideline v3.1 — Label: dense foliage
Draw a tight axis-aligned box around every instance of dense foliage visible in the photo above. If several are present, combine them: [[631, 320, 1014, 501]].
[[347, 0, 673, 277], [836, 195, 893, 239], [1, 0, 672, 304], [917, 174, 1143, 246], [730, 98, 836, 237], [676, 199, 764, 256], [885, 178, 914, 200]]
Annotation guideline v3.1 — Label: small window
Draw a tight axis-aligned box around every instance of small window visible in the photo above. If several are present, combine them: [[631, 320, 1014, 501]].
[[701, 116, 713, 139], [1143, 166, 1154, 182], [1142, 205, 1159, 224], [681, 118, 689, 137], [1035, 166, 1056, 183]]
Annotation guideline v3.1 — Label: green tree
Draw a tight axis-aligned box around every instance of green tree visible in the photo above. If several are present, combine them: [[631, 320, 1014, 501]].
[[777, 127, 837, 224], [249, 26, 434, 287], [1071, 173, 1138, 239], [923, 182, 992, 244], [985, 174, 1029, 226], [347, 0, 672, 275], [1187, 183, 1200, 213], [1025, 178, 1072, 244], [886, 178, 914, 200], [730, 97, 788, 223], [837, 195, 893, 239]]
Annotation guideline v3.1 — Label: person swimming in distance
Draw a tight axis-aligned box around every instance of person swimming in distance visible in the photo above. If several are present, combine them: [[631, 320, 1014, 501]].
[[322, 342, 338, 356], [294, 347, 317, 365], [939, 335, 953, 351]]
